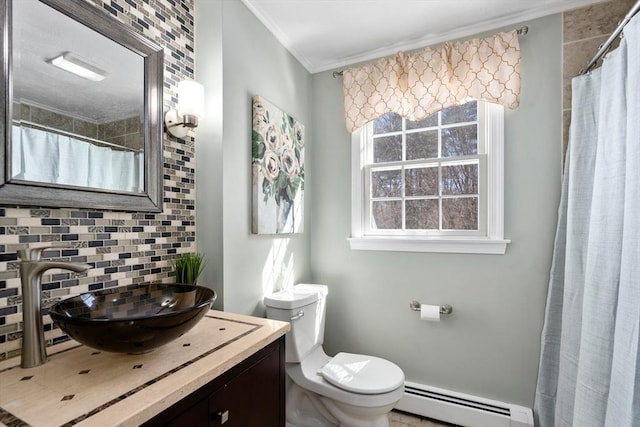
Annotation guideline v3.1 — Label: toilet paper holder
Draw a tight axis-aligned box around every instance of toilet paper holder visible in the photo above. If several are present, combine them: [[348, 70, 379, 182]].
[[409, 300, 453, 315]]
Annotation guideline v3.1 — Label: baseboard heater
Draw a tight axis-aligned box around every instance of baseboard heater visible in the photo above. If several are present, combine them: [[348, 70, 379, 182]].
[[395, 381, 534, 427]]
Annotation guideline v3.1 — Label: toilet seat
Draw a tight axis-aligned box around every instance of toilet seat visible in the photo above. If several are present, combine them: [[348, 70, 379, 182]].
[[287, 346, 405, 408], [320, 352, 404, 394]]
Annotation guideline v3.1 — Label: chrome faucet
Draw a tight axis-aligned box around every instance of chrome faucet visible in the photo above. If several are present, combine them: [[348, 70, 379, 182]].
[[18, 247, 91, 368]]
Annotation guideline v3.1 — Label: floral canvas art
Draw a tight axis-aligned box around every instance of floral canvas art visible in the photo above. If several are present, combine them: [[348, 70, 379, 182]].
[[252, 96, 304, 234]]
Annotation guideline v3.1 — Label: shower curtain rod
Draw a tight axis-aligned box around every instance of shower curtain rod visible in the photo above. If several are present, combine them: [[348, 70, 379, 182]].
[[580, 0, 640, 75], [332, 26, 529, 78], [12, 119, 142, 153]]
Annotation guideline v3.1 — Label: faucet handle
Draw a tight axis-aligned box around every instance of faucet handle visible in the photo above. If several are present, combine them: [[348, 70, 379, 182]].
[[17, 245, 72, 261]]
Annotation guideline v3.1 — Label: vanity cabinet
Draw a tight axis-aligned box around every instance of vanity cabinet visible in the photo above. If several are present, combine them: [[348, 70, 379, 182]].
[[143, 336, 285, 427]]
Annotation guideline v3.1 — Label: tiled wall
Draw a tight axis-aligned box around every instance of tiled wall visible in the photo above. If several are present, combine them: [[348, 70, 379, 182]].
[[100, 116, 144, 151], [562, 0, 636, 154], [0, 0, 196, 361], [16, 102, 143, 150]]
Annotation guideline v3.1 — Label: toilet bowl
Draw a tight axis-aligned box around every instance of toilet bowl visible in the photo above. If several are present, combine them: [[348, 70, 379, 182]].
[[264, 284, 405, 427]]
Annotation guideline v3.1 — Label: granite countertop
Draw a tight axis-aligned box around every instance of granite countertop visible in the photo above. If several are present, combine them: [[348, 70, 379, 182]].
[[0, 310, 289, 427]]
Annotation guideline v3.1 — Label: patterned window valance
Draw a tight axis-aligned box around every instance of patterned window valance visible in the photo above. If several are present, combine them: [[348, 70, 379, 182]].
[[342, 30, 522, 132]]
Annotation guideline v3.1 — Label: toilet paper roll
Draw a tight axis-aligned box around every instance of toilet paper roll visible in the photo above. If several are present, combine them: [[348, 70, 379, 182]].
[[420, 304, 441, 322]]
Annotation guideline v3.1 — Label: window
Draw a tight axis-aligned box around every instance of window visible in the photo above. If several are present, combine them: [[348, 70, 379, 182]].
[[349, 101, 509, 254]]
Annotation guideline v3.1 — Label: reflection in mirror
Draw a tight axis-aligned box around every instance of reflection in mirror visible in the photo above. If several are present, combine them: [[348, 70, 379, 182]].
[[11, 0, 144, 193], [0, 0, 164, 211]]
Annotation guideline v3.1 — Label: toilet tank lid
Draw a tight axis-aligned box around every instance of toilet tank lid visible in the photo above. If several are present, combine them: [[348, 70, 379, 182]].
[[264, 284, 327, 309]]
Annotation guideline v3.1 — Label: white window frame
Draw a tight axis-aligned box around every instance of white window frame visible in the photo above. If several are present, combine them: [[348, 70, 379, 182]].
[[348, 101, 510, 254]]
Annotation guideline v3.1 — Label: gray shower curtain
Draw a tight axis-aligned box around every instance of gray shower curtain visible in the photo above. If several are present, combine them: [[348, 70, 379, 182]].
[[534, 13, 640, 427]]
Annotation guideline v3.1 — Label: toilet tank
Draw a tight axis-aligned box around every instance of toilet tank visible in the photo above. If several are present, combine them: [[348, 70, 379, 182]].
[[264, 284, 327, 363]]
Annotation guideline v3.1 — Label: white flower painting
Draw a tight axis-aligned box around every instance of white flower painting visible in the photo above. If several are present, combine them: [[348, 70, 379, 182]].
[[252, 96, 304, 234]]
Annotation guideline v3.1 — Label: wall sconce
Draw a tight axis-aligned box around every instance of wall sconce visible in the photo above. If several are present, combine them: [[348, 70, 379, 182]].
[[165, 80, 205, 138]]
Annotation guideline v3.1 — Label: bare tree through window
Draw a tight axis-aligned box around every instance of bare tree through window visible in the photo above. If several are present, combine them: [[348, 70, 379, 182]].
[[369, 101, 480, 231]]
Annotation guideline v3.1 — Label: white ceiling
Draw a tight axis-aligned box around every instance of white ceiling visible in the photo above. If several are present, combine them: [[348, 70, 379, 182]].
[[241, 0, 606, 73], [14, 0, 143, 124]]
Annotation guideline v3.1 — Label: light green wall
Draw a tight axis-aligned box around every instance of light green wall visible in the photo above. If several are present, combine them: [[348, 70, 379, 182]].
[[196, 2, 562, 407], [309, 14, 562, 407], [196, 0, 313, 315]]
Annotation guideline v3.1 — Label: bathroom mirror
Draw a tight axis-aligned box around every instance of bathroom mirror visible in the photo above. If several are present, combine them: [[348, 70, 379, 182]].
[[0, 0, 163, 212]]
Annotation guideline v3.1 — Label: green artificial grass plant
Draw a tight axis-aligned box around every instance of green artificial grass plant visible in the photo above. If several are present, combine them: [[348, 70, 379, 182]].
[[173, 253, 207, 284]]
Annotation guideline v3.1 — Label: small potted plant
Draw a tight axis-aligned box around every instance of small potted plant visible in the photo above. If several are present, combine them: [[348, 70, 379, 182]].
[[173, 253, 207, 285]]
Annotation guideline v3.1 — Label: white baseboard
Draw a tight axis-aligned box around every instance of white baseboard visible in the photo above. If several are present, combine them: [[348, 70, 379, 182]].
[[395, 381, 534, 427]]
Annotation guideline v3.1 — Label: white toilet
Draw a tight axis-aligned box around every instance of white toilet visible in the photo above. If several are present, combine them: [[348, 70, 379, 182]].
[[264, 284, 405, 427]]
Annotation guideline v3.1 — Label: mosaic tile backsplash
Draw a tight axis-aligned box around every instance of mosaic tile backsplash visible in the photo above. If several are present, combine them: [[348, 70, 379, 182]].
[[0, 0, 196, 361]]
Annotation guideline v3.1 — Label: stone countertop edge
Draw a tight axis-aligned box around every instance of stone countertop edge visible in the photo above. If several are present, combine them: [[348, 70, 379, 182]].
[[0, 310, 290, 427]]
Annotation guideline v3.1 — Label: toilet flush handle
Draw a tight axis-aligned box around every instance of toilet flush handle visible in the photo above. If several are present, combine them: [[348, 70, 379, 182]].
[[290, 310, 305, 321]]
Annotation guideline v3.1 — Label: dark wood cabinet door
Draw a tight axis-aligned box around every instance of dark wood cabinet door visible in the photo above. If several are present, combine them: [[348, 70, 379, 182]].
[[209, 346, 281, 427], [142, 337, 285, 427], [165, 399, 209, 427]]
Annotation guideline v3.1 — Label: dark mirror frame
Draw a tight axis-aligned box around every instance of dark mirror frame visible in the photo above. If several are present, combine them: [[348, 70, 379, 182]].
[[0, 0, 164, 212]]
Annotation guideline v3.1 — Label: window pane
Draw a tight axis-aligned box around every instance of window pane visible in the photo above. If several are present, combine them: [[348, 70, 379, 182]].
[[406, 130, 438, 160], [442, 197, 478, 230], [373, 135, 402, 163], [441, 101, 477, 125], [372, 169, 402, 197], [441, 124, 477, 157], [372, 200, 402, 229], [406, 113, 437, 130], [405, 167, 438, 196], [373, 113, 402, 134], [441, 163, 478, 195], [406, 199, 439, 229]]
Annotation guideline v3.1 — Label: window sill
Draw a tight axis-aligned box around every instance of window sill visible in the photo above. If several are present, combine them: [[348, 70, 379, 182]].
[[347, 236, 510, 254]]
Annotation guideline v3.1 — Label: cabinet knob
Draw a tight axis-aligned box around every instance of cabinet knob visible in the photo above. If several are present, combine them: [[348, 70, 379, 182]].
[[214, 409, 229, 424]]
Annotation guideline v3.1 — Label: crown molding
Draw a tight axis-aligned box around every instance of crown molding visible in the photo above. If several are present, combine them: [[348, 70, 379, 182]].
[[241, 0, 606, 74]]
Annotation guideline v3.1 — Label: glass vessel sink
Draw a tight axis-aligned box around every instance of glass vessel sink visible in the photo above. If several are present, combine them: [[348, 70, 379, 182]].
[[49, 283, 216, 354]]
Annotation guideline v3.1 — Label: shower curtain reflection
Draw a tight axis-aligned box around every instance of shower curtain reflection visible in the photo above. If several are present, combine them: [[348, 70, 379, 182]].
[[11, 125, 143, 193]]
